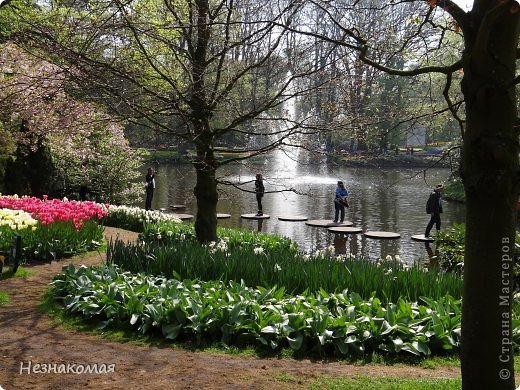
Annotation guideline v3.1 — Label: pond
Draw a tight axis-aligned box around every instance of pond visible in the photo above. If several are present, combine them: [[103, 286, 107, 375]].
[[147, 149, 465, 264]]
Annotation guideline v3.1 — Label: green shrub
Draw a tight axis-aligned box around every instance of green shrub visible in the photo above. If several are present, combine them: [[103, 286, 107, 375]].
[[443, 180, 465, 202], [436, 224, 520, 289], [434, 224, 466, 272]]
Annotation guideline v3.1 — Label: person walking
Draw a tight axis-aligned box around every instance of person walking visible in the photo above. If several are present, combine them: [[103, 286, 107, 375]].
[[333, 180, 349, 223], [424, 184, 444, 237], [145, 167, 155, 211], [255, 173, 265, 216]]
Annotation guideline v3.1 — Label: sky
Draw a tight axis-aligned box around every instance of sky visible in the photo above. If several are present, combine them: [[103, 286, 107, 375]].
[[452, 0, 473, 11]]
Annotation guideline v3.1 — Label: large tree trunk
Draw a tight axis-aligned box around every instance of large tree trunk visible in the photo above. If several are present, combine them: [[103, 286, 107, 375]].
[[189, 0, 217, 244], [460, 2, 519, 388], [193, 149, 218, 244]]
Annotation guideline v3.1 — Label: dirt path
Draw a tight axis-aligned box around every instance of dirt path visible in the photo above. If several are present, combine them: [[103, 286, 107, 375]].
[[0, 227, 461, 390]]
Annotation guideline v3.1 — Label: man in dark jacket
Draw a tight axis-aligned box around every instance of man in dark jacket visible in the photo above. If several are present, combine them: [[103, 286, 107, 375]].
[[145, 168, 155, 211], [255, 173, 265, 216], [424, 184, 443, 237]]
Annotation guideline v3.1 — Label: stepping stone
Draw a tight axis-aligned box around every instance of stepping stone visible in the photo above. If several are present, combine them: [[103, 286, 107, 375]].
[[411, 234, 435, 242], [305, 219, 354, 228], [364, 231, 400, 239], [328, 226, 363, 234], [170, 204, 187, 210], [171, 213, 193, 220], [278, 215, 308, 222], [217, 213, 231, 219], [241, 213, 270, 220]]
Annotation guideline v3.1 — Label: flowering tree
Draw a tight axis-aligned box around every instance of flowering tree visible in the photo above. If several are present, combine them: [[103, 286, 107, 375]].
[[0, 44, 144, 203], [4, 0, 335, 244]]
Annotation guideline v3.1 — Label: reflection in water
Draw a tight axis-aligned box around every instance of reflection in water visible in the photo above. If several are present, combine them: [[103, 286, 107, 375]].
[[256, 218, 264, 232], [424, 242, 440, 268], [148, 151, 465, 264], [333, 233, 347, 256]]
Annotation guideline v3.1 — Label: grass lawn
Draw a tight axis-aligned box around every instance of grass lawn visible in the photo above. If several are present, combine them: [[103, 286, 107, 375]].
[[0, 290, 9, 305], [308, 376, 461, 390]]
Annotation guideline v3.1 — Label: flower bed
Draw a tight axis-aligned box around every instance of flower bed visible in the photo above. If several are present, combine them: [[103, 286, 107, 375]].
[[0, 195, 107, 228], [0, 195, 106, 261], [108, 227, 461, 303], [102, 205, 181, 232]]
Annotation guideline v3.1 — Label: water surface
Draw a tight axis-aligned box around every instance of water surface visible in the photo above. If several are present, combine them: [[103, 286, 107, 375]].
[[148, 150, 464, 264]]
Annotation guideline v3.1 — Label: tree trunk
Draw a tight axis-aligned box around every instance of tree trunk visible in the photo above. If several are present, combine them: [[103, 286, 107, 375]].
[[193, 157, 218, 244], [189, 0, 218, 244], [460, 2, 519, 388]]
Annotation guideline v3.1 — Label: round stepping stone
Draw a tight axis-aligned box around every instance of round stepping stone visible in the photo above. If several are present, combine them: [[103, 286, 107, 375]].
[[241, 213, 270, 220], [171, 213, 193, 220], [170, 204, 187, 209], [217, 213, 231, 219], [328, 226, 363, 234], [305, 219, 354, 228], [411, 234, 435, 242], [278, 215, 308, 221], [364, 231, 400, 239]]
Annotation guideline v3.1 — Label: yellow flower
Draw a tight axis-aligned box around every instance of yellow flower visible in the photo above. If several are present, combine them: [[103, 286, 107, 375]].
[[0, 208, 38, 231]]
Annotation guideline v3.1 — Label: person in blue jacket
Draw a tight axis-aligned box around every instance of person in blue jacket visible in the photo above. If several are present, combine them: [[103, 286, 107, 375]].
[[333, 180, 349, 223]]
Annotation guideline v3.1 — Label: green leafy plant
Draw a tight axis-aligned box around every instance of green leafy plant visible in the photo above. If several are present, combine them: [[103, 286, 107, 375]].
[[50, 264, 471, 357], [0, 220, 103, 262]]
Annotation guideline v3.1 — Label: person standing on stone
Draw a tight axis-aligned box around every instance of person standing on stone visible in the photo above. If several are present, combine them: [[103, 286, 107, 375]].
[[333, 180, 349, 223], [145, 167, 155, 211], [255, 173, 265, 216], [424, 184, 444, 237]]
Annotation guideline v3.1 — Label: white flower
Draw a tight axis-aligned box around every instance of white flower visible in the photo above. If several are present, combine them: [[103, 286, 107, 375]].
[[302, 254, 310, 261], [274, 263, 282, 272], [384, 268, 392, 275], [253, 247, 264, 255], [394, 255, 401, 262], [328, 245, 335, 253], [386, 255, 393, 261]]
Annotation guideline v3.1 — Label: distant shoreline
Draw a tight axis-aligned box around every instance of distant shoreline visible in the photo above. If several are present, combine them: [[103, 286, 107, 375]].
[[338, 155, 451, 169]]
